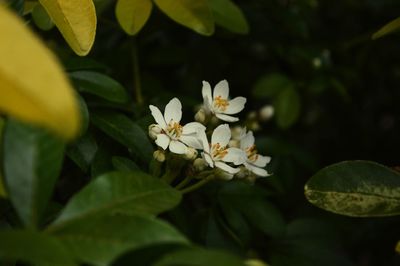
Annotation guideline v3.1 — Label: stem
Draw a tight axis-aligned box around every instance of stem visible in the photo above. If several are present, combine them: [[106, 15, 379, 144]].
[[132, 38, 143, 105], [175, 176, 193, 190], [161, 171, 177, 184], [180, 175, 213, 194]]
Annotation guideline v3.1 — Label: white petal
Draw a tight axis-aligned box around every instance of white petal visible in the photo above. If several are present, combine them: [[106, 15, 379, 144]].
[[211, 124, 231, 147], [223, 147, 247, 165], [180, 135, 203, 150], [240, 131, 255, 150], [213, 80, 229, 99], [215, 113, 239, 122], [202, 81, 213, 111], [164, 98, 182, 124], [149, 105, 167, 129], [182, 122, 206, 134], [169, 140, 187, 154], [202, 152, 214, 167], [155, 134, 170, 150], [197, 130, 210, 153], [215, 161, 240, 174], [225, 97, 246, 115], [252, 155, 271, 167], [245, 162, 269, 177]]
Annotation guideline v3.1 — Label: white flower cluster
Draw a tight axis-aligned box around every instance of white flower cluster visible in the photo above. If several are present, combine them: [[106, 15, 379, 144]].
[[149, 80, 271, 180]]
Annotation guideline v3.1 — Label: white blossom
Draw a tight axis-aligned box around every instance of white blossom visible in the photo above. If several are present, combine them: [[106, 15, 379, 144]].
[[240, 130, 271, 177]]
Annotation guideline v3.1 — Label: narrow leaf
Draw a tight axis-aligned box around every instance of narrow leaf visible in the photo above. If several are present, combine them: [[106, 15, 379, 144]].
[[154, 0, 214, 36], [372, 16, 400, 40], [305, 161, 400, 217], [209, 0, 249, 34], [0, 5, 81, 139], [66, 133, 98, 173], [38, 0, 97, 56], [116, 0, 153, 35], [112, 156, 140, 171]]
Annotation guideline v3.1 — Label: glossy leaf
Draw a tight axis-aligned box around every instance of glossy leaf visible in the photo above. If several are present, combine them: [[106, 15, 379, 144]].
[[112, 156, 140, 171], [91, 111, 153, 163], [116, 0, 153, 35], [209, 0, 249, 34], [32, 3, 54, 31], [0, 230, 76, 266], [38, 0, 97, 56], [305, 161, 400, 217], [66, 133, 98, 173], [0, 5, 81, 139], [253, 73, 293, 98], [372, 16, 400, 40], [69, 71, 129, 103], [48, 171, 182, 231], [274, 87, 301, 129], [154, 0, 214, 36], [3, 119, 65, 228]]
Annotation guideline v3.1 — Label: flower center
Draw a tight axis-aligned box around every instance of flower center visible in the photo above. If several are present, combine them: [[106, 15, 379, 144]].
[[246, 145, 259, 162], [213, 96, 229, 111], [211, 143, 228, 160], [166, 121, 183, 139]]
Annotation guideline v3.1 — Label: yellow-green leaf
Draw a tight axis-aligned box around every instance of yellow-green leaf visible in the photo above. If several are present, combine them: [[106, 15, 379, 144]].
[[372, 16, 400, 40], [116, 0, 153, 35], [38, 0, 97, 56], [154, 0, 214, 36], [396, 240, 400, 254], [0, 5, 80, 139]]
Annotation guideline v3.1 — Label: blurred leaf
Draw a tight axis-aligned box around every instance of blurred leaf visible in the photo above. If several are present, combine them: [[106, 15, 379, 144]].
[[0, 117, 6, 198], [209, 0, 249, 34], [116, 0, 153, 35], [70, 71, 129, 103], [7, 0, 24, 15], [0, 5, 81, 139], [253, 73, 293, 98], [51, 214, 188, 266], [66, 133, 98, 173], [76, 95, 90, 136], [396, 240, 400, 254], [48, 171, 182, 231], [32, 3, 54, 31], [154, 248, 245, 266], [305, 161, 400, 217], [4, 119, 65, 228], [91, 111, 153, 163], [154, 0, 214, 36], [38, 0, 97, 56], [372, 16, 400, 40], [23, 0, 37, 15], [0, 230, 76, 266], [90, 144, 113, 178], [112, 156, 140, 171], [274, 87, 301, 129], [64, 57, 108, 72]]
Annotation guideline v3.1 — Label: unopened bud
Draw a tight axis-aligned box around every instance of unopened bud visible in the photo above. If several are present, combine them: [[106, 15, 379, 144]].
[[183, 147, 198, 160], [153, 150, 166, 162], [194, 108, 206, 124], [193, 158, 207, 172], [215, 168, 234, 180], [229, 139, 240, 148], [231, 126, 246, 140], [235, 167, 248, 179], [247, 111, 257, 120], [148, 124, 162, 140], [259, 105, 274, 121], [248, 121, 260, 131]]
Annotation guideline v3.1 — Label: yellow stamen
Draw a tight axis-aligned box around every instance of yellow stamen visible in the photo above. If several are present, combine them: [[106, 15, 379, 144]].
[[213, 95, 229, 111], [246, 145, 259, 162], [212, 143, 228, 159], [166, 121, 183, 139]]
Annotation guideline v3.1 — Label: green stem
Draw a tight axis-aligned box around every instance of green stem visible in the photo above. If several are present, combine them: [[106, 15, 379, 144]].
[[175, 176, 193, 190], [180, 175, 213, 194], [132, 38, 143, 105]]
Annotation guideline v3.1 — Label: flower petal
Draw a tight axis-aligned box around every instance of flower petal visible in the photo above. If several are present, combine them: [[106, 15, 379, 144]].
[[240, 131, 255, 150], [180, 135, 203, 150], [202, 152, 214, 167], [211, 124, 231, 147], [182, 122, 206, 134], [169, 140, 187, 154], [252, 155, 271, 167], [155, 134, 170, 150], [164, 97, 182, 124], [215, 161, 239, 174], [225, 97, 246, 115], [215, 113, 239, 122], [213, 79, 229, 99], [198, 130, 210, 153], [223, 147, 247, 165], [202, 81, 213, 111], [244, 162, 269, 177], [149, 105, 167, 129]]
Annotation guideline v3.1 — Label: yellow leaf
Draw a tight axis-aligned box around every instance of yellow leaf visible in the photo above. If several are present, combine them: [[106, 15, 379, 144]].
[[116, 0, 153, 35], [372, 16, 400, 40], [0, 5, 80, 139], [38, 0, 97, 56]]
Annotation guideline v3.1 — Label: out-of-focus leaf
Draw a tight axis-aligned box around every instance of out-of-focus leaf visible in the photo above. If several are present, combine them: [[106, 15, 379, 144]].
[[38, 0, 97, 56], [305, 161, 400, 217], [7, 0, 24, 15], [47, 171, 182, 231], [209, 0, 249, 34], [64, 58, 108, 72], [372, 16, 400, 40], [274, 87, 301, 129], [51, 214, 188, 266], [4, 119, 65, 228], [154, 0, 214, 36], [396, 240, 400, 254], [0, 117, 6, 198], [0, 230, 76, 266], [112, 156, 140, 171], [24, 0, 38, 15], [69, 71, 129, 103], [253, 73, 293, 99], [32, 3, 54, 31], [66, 133, 98, 173], [0, 5, 81, 139], [116, 0, 153, 35], [91, 111, 153, 163]]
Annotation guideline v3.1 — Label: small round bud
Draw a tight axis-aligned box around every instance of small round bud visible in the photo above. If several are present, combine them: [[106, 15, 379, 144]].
[[194, 108, 206, 124], [148, 124, 162, 140], [183, 147, 198, 160], [235, 167, 248, 179], [215, 168, 234, 180], [248, 121, 261, 131], [231, 126, 246, 140], [247, 111, 257, 120], [259, 105, 274, 121], [228, 139, 240, 148], [193, 158, 208, 172], [153, 150, 166, 162]]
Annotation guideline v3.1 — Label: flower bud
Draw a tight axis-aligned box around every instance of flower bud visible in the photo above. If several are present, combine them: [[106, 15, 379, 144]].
[[153, 150, 166, 162], [248, 121, 260, 131], [228, 139, 240, 148], [247, 111, 257, 120], [148, 124, 162, 140], [231, 126, 246, 140], [215, 168, 234, 180], [183, 147, 198, 160], [235, 167, 248, 179], [259, 105, 274, 121], [194, 108, 206, 124], [193, 158, 207, 172]]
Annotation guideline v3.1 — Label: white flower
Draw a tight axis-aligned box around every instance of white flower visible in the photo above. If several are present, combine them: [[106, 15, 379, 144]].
[[202, 80, 246, 122], [149, 98, 205, 154], [199, 124, 247, 176], [240, 131, 271, 177]]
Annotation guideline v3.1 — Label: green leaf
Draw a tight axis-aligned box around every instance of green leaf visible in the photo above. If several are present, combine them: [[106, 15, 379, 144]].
[[274, 87, 301, 129], [253, 73, 293, 99], [3, 119, 65, 228], [47, 171, 182, 231], [69, 71, 129, 103], [208, 0, 249, 34], [66, 133, 98, 173], [116, 0, 153, 35], [0, 117, 6, 198], [112, 156, 140, 171], [91, 111, 153, 163], [32, 3, 54, 31], [305, 160, 400, 217], [154, 0, 214, 36], [154, 248, 245, 266], [0, 230, 76, 266], [372, 16, 400, 40], [396, 240, 400, 254], [51, 214, 188, 266]]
